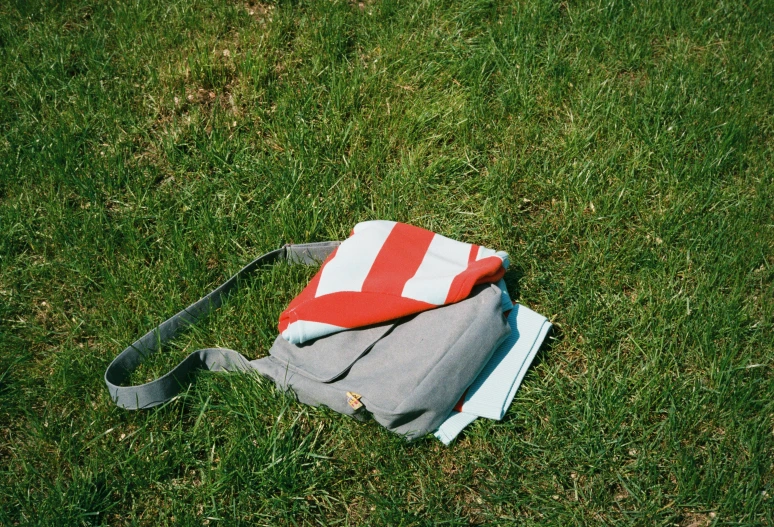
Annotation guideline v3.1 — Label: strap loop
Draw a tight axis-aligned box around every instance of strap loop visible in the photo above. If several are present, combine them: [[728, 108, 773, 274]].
[[104, 241, 340, 409]]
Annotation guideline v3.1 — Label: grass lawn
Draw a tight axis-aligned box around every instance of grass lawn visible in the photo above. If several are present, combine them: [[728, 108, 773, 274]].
[[1, 0, 772, 524]]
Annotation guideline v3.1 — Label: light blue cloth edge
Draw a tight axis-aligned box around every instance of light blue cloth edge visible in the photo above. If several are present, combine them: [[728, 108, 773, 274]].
[[433, 280, 551, 445]]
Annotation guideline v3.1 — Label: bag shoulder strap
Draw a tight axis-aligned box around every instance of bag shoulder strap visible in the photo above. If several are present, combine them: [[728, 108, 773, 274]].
[[104, 241, 340, 409]]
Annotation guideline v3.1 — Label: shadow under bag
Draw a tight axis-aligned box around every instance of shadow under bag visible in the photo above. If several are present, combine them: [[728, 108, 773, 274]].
[[105, 242, 510, 440]]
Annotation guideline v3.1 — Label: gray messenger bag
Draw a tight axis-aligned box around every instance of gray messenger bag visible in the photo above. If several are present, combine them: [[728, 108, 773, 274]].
[[105, 242, 510, 440]]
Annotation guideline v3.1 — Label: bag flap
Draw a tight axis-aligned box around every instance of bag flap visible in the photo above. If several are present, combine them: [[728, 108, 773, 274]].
[[267, 322, 394, 382]]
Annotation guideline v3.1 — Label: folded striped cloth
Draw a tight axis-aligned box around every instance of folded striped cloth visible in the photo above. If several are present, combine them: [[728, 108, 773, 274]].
[[279, 220, 510, 344]]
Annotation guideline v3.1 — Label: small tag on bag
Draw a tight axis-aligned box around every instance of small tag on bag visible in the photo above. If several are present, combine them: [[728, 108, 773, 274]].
[[346, 392, 364, 410]]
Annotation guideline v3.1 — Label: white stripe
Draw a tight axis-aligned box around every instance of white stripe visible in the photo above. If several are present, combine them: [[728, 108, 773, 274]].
[[477, 246, 510, 270], [281, 320, 348, 344], [401, 233, 472, 305], [352, 220, 393, 234], [315, 221, 396, 297], [475, 246, 496, 260]]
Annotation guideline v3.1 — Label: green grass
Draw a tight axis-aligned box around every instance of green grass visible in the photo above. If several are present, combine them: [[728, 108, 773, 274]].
[[1, 0, 772, 524]]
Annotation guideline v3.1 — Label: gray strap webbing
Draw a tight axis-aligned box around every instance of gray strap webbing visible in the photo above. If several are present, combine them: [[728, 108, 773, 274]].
[[104, 241, 340, 409]]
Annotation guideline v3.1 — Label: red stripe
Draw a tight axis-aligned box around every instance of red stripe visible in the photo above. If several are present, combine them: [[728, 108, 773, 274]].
[[444, 255, 505, 304], [443, 245, 480, 304], [279, 291, 435, 330], [453, 392, 466, 412], [472, 264, 505, 287], [361, 223, 435, 296]]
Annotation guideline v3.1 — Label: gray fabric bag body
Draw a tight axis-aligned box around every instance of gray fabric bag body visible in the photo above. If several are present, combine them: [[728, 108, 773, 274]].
[[105, 242, 510, 440]]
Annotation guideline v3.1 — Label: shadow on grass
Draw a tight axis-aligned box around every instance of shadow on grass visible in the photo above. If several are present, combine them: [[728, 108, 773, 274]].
[[503, 266, 525, 303]]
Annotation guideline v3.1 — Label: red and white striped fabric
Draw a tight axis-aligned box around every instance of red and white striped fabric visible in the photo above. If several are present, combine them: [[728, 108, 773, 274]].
[[279, 220, 509, 344]]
